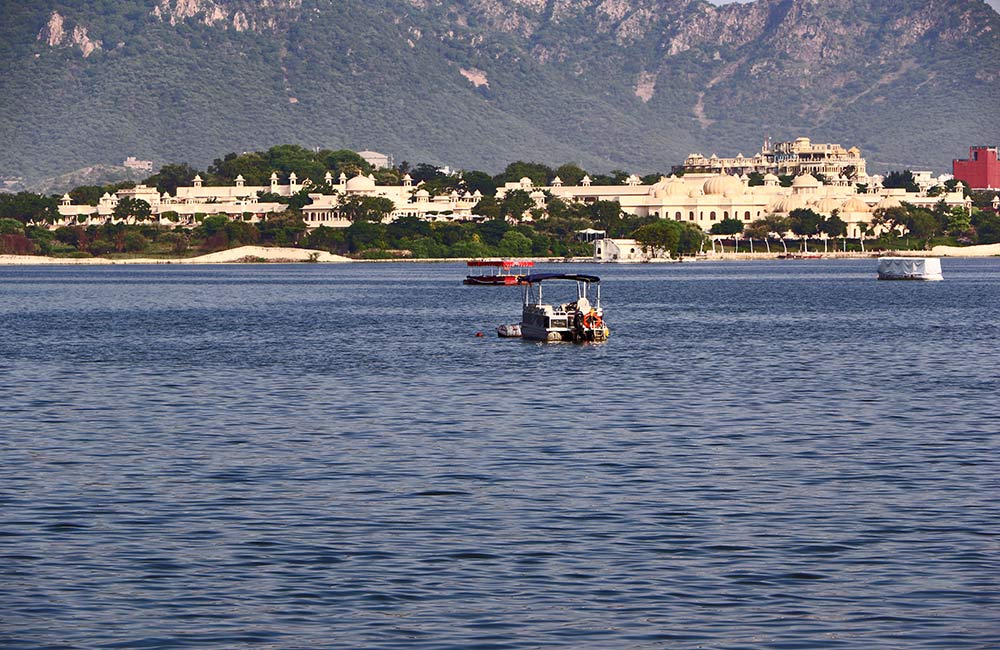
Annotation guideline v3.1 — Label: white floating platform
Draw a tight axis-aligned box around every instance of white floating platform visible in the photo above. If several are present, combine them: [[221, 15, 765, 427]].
[[877, 257, 943, 281]]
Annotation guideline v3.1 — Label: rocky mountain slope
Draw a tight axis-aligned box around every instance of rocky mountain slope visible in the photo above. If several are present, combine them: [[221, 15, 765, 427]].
[[1, 0, 997, 182]]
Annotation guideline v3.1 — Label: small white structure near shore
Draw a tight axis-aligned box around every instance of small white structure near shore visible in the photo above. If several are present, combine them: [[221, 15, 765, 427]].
[[877, 257, 943, 281], [594, 238, 649, 263]]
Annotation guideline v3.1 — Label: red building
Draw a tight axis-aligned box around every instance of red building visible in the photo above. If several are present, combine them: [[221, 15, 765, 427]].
[[953, 146, 1000, 190]]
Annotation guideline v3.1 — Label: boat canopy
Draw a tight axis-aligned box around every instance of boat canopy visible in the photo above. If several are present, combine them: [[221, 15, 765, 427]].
[[467, 260, 535, 268], [522, 273, 601, 284]]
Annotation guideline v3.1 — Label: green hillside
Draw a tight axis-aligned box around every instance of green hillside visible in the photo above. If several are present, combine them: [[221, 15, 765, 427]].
[[1, 0, 997, 183]]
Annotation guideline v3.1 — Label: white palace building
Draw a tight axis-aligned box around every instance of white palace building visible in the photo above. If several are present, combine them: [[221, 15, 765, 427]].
[[55, 160, 970, 240], [498, 171, 970, 240], [54, 171, 484, 228]]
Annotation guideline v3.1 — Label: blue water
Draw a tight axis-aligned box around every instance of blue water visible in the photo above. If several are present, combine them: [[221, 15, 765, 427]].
[[1, 259, 998, 649]]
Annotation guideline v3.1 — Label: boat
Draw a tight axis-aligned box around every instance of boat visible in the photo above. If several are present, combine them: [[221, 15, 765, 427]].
[[496, 323, 522, 338], [517, 273, 610, 342], [877, 257, 943, 281], [464, 260, 534, 285]]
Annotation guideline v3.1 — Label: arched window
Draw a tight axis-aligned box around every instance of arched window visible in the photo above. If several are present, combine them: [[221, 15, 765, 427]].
[[689, 211, 695, 221], [745, 211, 751, 220], [724, 211, 729, 219], [675, 211, 682, 220], [710, 211, 717, 221]]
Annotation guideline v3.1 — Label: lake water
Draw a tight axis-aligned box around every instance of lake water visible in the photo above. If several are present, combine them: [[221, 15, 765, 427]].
[[1, 259, 998, 649]]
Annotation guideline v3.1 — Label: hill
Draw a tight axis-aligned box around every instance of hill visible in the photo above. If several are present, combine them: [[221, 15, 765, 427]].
[[1, 0, 998, 183]]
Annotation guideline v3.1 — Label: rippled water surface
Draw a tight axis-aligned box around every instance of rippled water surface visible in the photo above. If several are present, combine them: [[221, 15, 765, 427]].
[[1, 259, 998, 649]]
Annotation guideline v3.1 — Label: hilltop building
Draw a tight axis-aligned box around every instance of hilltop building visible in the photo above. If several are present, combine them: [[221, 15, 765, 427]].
[[953, 146, 1000, 190], [358, 150, 392, 169], [681, 137, 868, 182], [123, 156, 153, 172]]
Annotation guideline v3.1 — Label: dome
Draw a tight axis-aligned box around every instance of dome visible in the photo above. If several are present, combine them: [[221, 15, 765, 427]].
[[841, 197, 870, 213], [703, 174, 742, 196], [813, 197, 842, 214], [346, 173, 376, 191], [415, 188, 430, 199], [763, 172, 779, 184], [772, 194, 806, 214], [650, 176, 687, 198], [792, 173, 821, 189]]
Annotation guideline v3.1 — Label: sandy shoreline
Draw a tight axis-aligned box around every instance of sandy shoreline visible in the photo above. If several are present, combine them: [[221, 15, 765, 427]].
[[0, 246, 352, 265]]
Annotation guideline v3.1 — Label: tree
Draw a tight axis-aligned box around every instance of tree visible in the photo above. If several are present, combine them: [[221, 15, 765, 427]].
[[113, 197, 152, 223], [710, 217, 744, 236], [0, 218, 25, 235], [871, 206, 908, 238], [788, 208, 823, 250], [747, 171, 765, 187], [472, 195, 500, 220], [632, 220, 680, 257], [388, 215, 431, 244], [0, 192, 59, 224], [677, 223, 707, 256], [590, 200, 624, 236], [820, 214, 847, 239], [259, 213, 307, 246], [945, 206, 972, 237], [763, 215, 790, 250], [883, 170, 920, 193], [323, 150, 372, 177], [973, 211, 1000, 244], [144, 163, 200, 195], [497, 230, 532, 257], [303, 225, 346, 253], [410, 163, 445, 184], [460, 170, 496, 196], [477, 218, 510, 247], [123, 231, 149, 253], [499, 190, 533, 221], [904, 210, 938, 249], [494, 161, 553, 186], [554, 163, 587, 186], [745, 218, 772, 253], [346, 220, 387, 252], [337, 195, 394, 222]]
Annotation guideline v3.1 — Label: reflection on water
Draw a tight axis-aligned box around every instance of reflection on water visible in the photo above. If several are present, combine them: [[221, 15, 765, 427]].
[[1, 259, 998, 649]]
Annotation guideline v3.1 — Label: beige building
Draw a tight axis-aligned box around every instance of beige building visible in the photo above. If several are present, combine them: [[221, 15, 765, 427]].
[[682, 137, 869, 182], [499, 171, 971, 240]]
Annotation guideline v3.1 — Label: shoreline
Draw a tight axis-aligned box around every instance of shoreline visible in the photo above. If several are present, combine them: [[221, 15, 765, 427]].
[[2, 244, 999, 266]]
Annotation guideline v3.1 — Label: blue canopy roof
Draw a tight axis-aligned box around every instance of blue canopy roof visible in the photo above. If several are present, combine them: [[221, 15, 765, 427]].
[[522, 273, 600, 284]]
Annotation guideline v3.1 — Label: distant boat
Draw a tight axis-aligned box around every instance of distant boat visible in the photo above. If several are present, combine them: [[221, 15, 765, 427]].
[[517, 273, 609, 342], [877, 257, 943, 281], [464, 260, 534, 285]]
